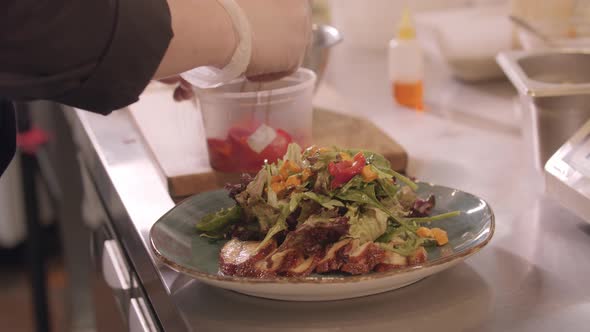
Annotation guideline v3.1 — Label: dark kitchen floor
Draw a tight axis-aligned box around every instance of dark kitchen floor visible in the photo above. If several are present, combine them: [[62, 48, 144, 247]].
[[0, 226, 66, 332], [0, 226, 125, 332]]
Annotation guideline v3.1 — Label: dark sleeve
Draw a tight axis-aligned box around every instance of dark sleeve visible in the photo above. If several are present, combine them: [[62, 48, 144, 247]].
[[0, 100, 15, 177], [0, 0, 173, 115]]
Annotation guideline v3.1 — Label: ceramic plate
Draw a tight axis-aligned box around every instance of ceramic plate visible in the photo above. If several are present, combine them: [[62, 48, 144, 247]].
[[150, 183, 494, 301]]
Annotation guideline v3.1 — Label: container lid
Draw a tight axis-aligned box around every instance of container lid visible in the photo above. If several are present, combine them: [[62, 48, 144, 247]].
[[196, 68, 317, 102], [181, 67, 230, 89]]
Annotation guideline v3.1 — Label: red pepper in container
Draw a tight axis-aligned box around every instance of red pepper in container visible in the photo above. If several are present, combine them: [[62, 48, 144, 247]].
[[198, 69, 316, 173], [228, 126, 259, 171], [207, 125, 293, 173], [328, 152, 366, 188], [259, 129, 292, 164], [207, 138, 234, 172]]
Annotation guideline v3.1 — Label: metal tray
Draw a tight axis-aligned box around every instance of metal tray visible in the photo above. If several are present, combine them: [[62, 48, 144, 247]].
[[497, 50, 590, 168]]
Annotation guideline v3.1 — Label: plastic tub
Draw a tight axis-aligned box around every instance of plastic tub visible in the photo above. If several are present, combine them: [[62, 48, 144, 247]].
[[196, 69, 316, 173]]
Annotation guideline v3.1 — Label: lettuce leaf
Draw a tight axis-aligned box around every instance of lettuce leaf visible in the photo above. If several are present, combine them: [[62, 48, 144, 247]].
[[340, 176, 364, 194], [249, 201, 280, 232], [336, 184, 383, 210], [303, 192, 344, 209], [376, 224, 405, 243], [313, 169, 331, 194], [235, 170, 267, 204], [288, 193, 304, 212], [255, 218, 286, 251], [351, 149, 391, 170], [301, 212, 337, 227], [265, 164, 279, 208], [256, 204, 290, 251], [377, 177, 399, 198], [401, 211, 461, 224], [283, 143, 303, 166], [297, 199, 319, 224], [377, 240, 423, 257], [338, 185, 417, 233], [249, 171, 267, 196], [379, 234, 429, 256], [289, 192, 343, 211], [347, 207, 388, 243], [196, 205, 242, 239], [389, 169, 418, 191], [369, 163, 418, 192], [396, 186, 418, 210], [316, 150, 340, 164], [233, 169, 281, 232], [336, 149, 417, 191]]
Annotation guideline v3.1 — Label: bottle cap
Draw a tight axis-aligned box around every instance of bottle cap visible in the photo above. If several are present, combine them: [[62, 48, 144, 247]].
[[396, 9, 416, 40]]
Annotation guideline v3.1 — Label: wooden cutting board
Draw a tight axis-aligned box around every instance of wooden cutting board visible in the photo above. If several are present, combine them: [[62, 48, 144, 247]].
[[129, 83, 407, 200]]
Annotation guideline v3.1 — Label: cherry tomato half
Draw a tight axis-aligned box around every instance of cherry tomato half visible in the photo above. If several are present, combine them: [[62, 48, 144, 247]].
[[328, 152, 366, 188]]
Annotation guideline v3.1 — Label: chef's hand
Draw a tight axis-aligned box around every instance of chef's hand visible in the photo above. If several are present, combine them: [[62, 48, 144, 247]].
[[155, 0, 311, 85], [159, 77, 194, 102], [238, 0, 312, 81]]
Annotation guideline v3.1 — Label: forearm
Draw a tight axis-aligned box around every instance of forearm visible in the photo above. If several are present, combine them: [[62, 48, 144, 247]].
[[0, 0, 309, 111], [156, 0, 312, 81], [154, 0, 237, 79], [0, 0, 172, 113]]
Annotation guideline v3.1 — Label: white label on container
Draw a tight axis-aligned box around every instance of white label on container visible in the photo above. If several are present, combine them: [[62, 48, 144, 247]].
[[247, 124, 277, 153]]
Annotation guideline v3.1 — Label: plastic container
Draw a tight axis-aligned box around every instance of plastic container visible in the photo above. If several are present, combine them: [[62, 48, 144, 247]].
[[388, 10, 425, 111], [196, 69, 316, 173]]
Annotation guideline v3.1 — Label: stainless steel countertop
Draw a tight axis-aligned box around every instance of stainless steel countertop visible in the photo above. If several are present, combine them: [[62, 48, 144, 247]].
[[71, 48, 590, 332]]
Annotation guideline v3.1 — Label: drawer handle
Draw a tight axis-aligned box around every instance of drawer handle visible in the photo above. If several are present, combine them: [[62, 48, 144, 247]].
[[102, 240, 130, 290], [129, 298, 157, 332]]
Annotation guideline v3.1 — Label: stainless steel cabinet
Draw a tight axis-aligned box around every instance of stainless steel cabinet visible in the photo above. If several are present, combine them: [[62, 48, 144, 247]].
[[81, 155, 159, 332]]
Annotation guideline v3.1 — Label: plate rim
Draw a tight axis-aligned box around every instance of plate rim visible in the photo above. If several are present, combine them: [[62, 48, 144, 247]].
[[149, 183, 495, 285]]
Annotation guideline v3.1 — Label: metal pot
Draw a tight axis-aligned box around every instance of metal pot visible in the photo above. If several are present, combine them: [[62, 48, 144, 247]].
[[303, 24, 343, 89]]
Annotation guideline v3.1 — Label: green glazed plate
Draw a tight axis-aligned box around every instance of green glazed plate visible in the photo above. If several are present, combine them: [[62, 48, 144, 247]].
[[150, 183, 494, 301]]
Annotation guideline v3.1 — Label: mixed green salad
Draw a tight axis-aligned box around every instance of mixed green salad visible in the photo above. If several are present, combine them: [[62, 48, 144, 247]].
[[196, 144, 459, 277]]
